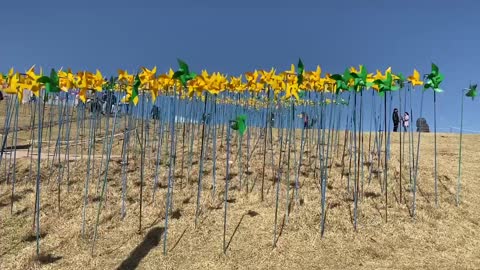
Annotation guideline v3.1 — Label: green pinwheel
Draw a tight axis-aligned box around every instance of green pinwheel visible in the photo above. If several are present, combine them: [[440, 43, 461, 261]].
[[457, 83, 476, 206], [424, 63, 444, 92], [331, 68, 353, 94], [373, 71, 399, 96], [296, 59, 306, 99], [230, 114, 247, 136], [37, 68, 60, 93], [465, 84, 477, 99], [298, 90, 306, 99], [104, 76, 117, 91], [172, 59, 197, 87], [394, 73, 406, 89], [131, 74, 141, 105], [350, 65, 372, 91], [297, 58, 304, 86]]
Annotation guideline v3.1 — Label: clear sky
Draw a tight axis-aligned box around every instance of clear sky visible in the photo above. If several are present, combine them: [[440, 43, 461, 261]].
[[1, 0, 479, 132]]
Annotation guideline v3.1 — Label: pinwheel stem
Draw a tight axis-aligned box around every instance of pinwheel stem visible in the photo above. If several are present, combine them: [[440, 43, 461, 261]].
[[163, 87, 178, 255], [408, 87, 415, 187], [223, 120, 232, 254], [245, 122, 251, 192], [0, 97, 14, 173], [367, 91, 375, 185], [81, 108, 97, 237], [54, 96, 66, 213], [354, 90, 363, 230], [456, 91, 465, 206], [273, 118, 285, 247], [139, 93, 146, 233], [295, 115, 305, 203], [412, 90, 425, 218], [62, 94, 73, 193], [96, 107, 111, 195], [211, 95, 218, 198], [320, 93, 335, 236], [284, 100, 294, 223], [195, 93, 208, 228], [180, 115, 187, 188], [433, 91, 438, 207], [28, 100, 37, 182], [46, 97, 55, 172], [347, 119, 354, 193], [91, 104, 119, 255], [340, 115, 349, 187], [399, 89, 403, 204], [353, 90, 359, 230], [186, 98, 197, 185], [10, 96, 19, 214], [334, 105, 343, 159], [152, 113, 165, 203], [74, 103, 81, 164], [384, 92, 388, 222], [34, 92, 47, 256], [238, 132, 244, 191], [121, 108, 133, 219]]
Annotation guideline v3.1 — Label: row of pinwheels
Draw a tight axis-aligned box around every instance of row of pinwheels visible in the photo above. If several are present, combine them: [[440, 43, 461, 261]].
[[1, 59, 440, 106]]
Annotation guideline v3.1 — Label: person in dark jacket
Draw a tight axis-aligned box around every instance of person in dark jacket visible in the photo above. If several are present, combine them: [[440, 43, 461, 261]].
[[392, 108, 400, 132], [151, 105, 160, 120], [301, 112, 309, 129], [104, 91, 116, 115], [270, 112, 275, 127]]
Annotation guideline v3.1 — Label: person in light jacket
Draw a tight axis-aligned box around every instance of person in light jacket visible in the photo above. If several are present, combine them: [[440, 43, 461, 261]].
[[403, 112, 410, 132]]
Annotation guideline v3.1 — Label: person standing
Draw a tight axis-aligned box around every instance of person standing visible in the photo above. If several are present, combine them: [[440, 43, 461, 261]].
[[403, 112, 410, 132], [392, 108, 400, 132], [151, 105, 160, 120], [302, 112, 309, 129], [269, 112, 275, 128]]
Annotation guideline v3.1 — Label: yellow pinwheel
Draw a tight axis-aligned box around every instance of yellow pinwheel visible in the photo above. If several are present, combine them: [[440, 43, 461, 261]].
[[5, 71, 23, 101], [158, 68, 175, 90], [0, 73, 6, 87], [92, 70, 104, 91], [408, 69, 424, 87], [139, 66, 159, 102], [76, 71, 91, 103], [286, 79, 299, 100], [227, 75, 243, 92], [323, 74, 336, 93], [187, 76, 206, 97], [58, 68, 76, 92], [139, 66, 157, 84], [259, 68, 276, 87], [25, 65, 42, 97], [245, 70, 259, 89]]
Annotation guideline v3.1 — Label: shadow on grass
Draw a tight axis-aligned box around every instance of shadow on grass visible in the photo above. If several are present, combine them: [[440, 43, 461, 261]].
[[36, 253, 62, 265], [117, 226, 165, 270]]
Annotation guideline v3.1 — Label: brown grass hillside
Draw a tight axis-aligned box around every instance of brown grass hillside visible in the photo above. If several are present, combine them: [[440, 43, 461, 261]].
[[1, 118, 479, 269]]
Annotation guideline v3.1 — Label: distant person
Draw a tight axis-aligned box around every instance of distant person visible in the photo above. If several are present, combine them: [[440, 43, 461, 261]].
[[104, 91, 116, 115], [0, 91, 4, 101], [302, 112, 309, 129], [403, 112, 410, 132], [151, 105, 160, 120], [392, 108, 400, 132], [309, 117, 317, 129]]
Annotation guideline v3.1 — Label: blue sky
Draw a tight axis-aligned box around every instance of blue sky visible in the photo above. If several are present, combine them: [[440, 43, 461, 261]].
[[1, 0, 479, 132]]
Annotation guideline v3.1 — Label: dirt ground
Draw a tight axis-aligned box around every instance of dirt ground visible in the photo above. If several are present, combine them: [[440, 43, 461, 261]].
[[1, 124, 479, 269]]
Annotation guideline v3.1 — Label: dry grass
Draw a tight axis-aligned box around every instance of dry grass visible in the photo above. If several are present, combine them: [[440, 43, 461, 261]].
[[1, 113, 479, 269]]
